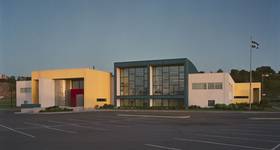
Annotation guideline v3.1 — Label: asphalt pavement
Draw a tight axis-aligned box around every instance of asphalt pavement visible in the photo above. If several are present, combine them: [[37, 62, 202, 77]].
[[0, 110, 280, 150]]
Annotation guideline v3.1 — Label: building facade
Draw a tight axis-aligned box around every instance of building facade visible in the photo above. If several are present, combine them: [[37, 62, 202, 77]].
[[16, 81, 32, 107], [114, 58, 198, 109], [188, 73, 235, 107], [32, 68, 112, 108], [233, 83, 261, 104], [188, 73, 261, 107]]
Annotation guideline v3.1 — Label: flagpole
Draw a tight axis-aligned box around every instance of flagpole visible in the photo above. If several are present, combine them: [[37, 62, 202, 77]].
[[249, 36, 252, 110]]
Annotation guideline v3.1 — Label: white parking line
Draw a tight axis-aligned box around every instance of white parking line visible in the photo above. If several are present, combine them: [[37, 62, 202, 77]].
[[227, 132, 280, 138], [118, 114, 190, 119], [271, 144, 280, 150], [15, 124, 64, 130], [68, 118, 130, 128], [249, 118, 280, 120], [195, 133, 280, 143], [144, 144, 182, 150], [174, 138, 268, 150], [0, 124, 35, 138], [24, 122, 76, 134], [47, 120, 107, 131], [68, 118, 98, 124]]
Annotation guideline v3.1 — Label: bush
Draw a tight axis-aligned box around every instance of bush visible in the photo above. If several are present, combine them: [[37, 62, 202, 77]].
[[40, 106, 73, 112], [100, 104, 115, 109], [260, 99, 271, 107], [228, 104, 239, 110], [214, 104, 228, 110], [189, 105, 201, 109]]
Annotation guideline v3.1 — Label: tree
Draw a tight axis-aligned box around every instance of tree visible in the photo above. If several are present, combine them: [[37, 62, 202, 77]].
[[217, 69, 223, 73], [256, 66, 275, 75]]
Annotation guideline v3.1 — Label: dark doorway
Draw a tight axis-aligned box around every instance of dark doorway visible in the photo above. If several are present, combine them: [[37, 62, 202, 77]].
[[253, 88, 260, 103]]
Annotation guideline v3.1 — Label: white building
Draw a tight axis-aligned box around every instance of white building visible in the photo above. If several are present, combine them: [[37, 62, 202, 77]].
[[188, 73, 235, 107], [16, 81, 32, 107]]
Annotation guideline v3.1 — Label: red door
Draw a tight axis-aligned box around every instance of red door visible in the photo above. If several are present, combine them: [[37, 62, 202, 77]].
[[70, 89, 84, 107]]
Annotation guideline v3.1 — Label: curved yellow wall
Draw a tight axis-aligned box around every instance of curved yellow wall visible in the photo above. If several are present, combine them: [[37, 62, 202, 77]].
[[32, 68, 112, 108]]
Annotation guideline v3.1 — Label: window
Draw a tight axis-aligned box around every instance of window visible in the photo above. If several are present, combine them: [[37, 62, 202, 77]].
[[152, 65, 184, 96], [192, 83, 207, 89], [72, 80, 84, 89], [208, 100, 215, 107], [120, 67, 148, 96], [234, 96, 249, 99], [152, 99, 184, 109], [193, 82, 222, 90], [215, 83, 223, 89], [120, 99, 149, 107], [97, 98, 106, 102], [208, 83, 215, 89], [20, 88, 31, 93]]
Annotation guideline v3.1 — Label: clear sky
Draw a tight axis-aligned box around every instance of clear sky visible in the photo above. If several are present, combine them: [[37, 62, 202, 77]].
[[0, 0, 279, 76]]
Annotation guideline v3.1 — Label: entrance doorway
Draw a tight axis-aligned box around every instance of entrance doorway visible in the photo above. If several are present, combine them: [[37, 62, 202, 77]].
[[70, 89, 84, 107], [253, 88, 260, 103]]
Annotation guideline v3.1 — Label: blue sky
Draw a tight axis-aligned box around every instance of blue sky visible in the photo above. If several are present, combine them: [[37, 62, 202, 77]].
[[0, 0, 279, 76]]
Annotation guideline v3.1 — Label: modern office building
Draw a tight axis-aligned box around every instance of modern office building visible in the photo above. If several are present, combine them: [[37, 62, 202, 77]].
[[16, 81, 32, 107], [17, 58, 261, 110], [188, 73, 261, 107], [31, 68, 112, 108], [114, 58, 198, 109], [188, 73, 235, 107]]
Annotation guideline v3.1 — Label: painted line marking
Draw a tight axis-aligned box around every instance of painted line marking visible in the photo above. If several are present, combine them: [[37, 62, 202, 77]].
[[217, 128, 280, 136], [118, 114, 190, 119], [47, 120, 107, 131], [249, 118, 280, 120], [174, 138, 268, 150], [24, 122, 76, 134], [68, 118, 96, 124], [271, 144, 280, 150], [227, 131, 280, 138], [194, 133, 280, 143], [15, 125, 64, 130], [144, 144, 182, 150], [68, 118, 130, 128], [0, 124, 35, 138]]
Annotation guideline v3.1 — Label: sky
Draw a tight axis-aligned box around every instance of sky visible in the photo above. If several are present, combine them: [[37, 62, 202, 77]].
[[0, 0, 279, 76]]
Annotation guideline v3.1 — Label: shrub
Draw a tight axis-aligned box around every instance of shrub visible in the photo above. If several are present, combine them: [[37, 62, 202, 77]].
[[40, 106, 73, 112], [228, 104, 239, 110], [214, 104, 228, 110], [189, 105, 201, 109], [100, 104, 115, 109], [260, 99, 271, 107]]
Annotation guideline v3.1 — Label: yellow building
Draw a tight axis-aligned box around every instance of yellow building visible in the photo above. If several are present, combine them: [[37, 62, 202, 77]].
[[32, 68, 112, 108], [233, 82, 261, 104]]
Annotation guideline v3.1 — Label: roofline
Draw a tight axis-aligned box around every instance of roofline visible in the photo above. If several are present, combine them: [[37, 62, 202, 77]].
[[32, 67, 110, 74], [114, 58, 192, 67]]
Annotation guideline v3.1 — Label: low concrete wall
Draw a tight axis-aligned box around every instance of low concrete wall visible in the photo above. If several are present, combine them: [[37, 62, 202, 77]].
[[20, 108, 44, 113]]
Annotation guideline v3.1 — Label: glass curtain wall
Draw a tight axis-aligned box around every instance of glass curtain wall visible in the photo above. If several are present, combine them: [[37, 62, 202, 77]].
[[153, 65, 184, 95], [120, 67, 148, 96], [120, 99, 149, 108]]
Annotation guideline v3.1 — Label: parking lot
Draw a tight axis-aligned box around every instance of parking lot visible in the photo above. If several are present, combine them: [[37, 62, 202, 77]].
[[0, 110, 280, 150]]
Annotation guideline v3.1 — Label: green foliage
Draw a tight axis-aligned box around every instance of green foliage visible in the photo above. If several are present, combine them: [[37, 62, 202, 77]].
[[39, 106, 73, 112], [117, 106, 185, 110], [99, 104, 115, 109], [214, 104, 228, 110], [188, 105, 201, 109]]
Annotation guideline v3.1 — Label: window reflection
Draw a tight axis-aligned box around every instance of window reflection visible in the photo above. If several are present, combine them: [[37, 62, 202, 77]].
[[152, 65, 185, 95]]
